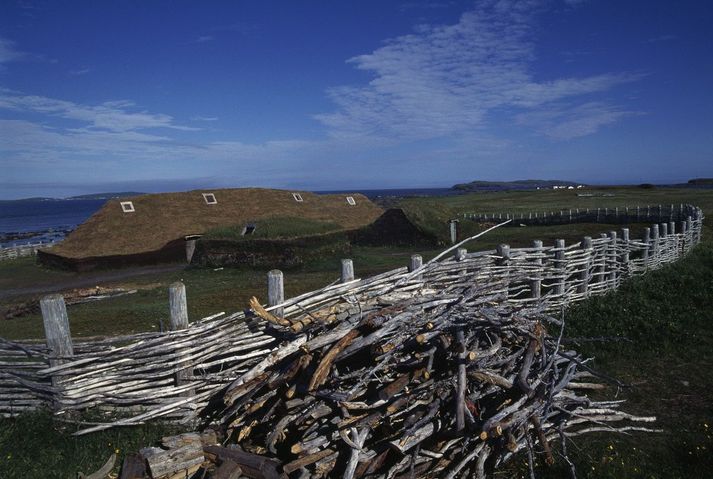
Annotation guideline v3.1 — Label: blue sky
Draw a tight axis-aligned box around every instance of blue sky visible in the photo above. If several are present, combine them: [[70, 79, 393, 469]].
[[0, 0, 711, 199]]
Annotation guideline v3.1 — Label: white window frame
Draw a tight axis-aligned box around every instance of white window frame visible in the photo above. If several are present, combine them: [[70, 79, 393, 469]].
[[120, 201, 135, 213], [346, 196, 356, 206], [202, 193, 217, 205], [292, 193, 304, 202]]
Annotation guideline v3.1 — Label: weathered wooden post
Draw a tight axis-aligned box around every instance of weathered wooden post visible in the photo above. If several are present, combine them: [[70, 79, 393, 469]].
[[268, 270, 284, 318], [578, 237, 593, 296], [621, 228, 630, 277], [597, 233, 608, 285], [554, 239, 566, 298], [168, 282, 192, 388], [596, 208, 600, 222], [40, 295, 73, 384], [497, 244, 510, 300], [409, 254, 423, 272], [340, 259, 354, 283], [449, 220, 458, 245], [643, 227, 651, 268], [607, 231, 617, 285], [636, 205, 640, 222], [455, 248, 467, 261], [651, 224, 660, 267], [531, 240, 542, 300], [168, 281, 189, 331]]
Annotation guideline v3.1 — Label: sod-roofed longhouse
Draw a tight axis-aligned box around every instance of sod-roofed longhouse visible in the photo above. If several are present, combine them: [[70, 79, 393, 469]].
[[38, 188, 384, 270]]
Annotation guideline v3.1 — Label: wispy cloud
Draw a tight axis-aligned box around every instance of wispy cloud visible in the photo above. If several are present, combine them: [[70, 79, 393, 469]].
[[0, 89, 197, 132], [645, 34, 676, 44], [188, 35, 215, 44], [0, 36, 26, 64], [191, 116, 219, 121], [68, 67, 91, 76], [515, 102, 640, 139], [316, 0, 639, 142]]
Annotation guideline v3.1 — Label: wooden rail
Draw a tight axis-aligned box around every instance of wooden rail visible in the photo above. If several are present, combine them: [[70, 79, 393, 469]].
[[0, 240, 57, 261]]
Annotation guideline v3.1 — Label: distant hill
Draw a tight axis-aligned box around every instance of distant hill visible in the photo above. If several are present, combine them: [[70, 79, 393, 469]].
[[688, 178, 713, 185], [452, 179, 581, 191], [0, 197, 56, 203], [66, 192, 144, 200]]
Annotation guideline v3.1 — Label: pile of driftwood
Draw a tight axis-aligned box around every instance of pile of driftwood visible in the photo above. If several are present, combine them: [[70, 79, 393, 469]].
[[118, 276, 657, 478]]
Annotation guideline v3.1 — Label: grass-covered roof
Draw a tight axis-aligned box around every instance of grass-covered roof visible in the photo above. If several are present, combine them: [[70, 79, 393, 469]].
[[48, 188, 383, 259]]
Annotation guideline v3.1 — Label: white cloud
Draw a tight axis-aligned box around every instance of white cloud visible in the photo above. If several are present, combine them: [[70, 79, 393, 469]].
[[515, 102, 640, 139], [316, 0, 639, 142], [0, 36, 25, 64], [68, 67, 91, 76], [191, 116, 219, 121], [0, 89, 197, 132], [189, 35, 215, 44]]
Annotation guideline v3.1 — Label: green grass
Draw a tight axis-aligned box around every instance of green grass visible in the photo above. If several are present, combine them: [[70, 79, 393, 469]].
[[0, 410, 179, 479], [203, 216, 343, 240]]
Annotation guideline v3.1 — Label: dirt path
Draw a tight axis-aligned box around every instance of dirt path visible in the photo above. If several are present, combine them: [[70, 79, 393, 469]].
[[0, 264, 186, 301]]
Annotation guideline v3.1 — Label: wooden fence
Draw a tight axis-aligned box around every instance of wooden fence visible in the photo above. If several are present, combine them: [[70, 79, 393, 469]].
[[0, 204, 704, 434], [464, 203, 693, 226], [0, 240, 57, 261]]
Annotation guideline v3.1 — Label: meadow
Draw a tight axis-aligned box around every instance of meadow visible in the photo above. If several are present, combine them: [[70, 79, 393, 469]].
[[1, 185, 712, 478]]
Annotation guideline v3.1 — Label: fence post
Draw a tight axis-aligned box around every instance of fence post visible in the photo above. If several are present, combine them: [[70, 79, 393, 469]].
[[651, 224, 660, 267], [607, 231, 617, 285], [268, 270, 285, 318], [621, 228, 630, 277], [554, 239, 566, 298], [597, 233, 608, 285], [40, 295, 73, 380], [643, 227, 651, 268], [340, 259, 355, 283], [409, 254, 423, 272], [169, 281, 189, 331], [449, 220, 458, 244], [578, 237, 593, 296], [680, 219, 687, 254], [455, 248, 467, 261], [168, 282, 192, 389], [531, 240, 542, 300]]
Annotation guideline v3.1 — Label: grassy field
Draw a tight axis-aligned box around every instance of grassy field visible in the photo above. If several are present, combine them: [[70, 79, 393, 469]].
[[1, 186, 712, 477]]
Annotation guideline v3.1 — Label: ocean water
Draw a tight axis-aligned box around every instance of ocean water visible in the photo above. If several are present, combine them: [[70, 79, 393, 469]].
[[0, 199, 106, 247]]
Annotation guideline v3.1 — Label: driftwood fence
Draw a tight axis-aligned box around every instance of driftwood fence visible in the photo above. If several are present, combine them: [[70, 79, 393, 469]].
[[0, 240, 56, 261], [463, 203, 692, 226], [0, 205, 704, 436]]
